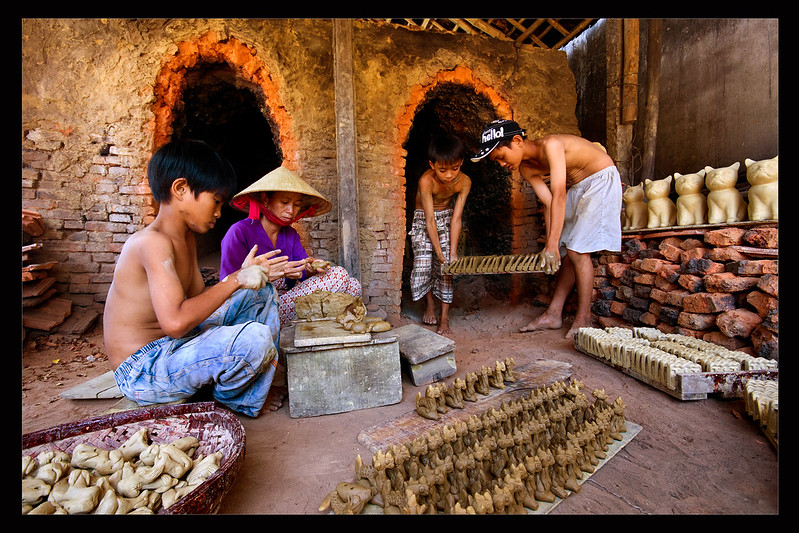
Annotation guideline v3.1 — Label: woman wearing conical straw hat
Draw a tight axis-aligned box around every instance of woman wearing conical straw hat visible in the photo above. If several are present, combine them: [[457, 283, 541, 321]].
[[220, 165, 362, 326]]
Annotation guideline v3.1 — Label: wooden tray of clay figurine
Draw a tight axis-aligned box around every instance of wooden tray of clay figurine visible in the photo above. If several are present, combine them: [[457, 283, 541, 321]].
[[443, 253, 549, 275], [22, 401, 245, 514], [572, 328, 778, 401]]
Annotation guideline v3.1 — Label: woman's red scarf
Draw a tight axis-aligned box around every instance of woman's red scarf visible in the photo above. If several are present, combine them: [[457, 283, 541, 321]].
[[230, 195, 317, 227]]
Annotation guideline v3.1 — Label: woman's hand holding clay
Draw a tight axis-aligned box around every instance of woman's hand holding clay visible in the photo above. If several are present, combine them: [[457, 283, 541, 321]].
[[237, 245, 290, 288]]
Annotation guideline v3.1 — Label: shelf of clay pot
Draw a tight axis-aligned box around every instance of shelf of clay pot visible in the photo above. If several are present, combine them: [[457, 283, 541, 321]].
[[622, 219, 777, 239]]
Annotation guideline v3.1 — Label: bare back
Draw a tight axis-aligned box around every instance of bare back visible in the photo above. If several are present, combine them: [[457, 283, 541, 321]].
[[103, 225, 202, 368], [520, 134, 614, 188]]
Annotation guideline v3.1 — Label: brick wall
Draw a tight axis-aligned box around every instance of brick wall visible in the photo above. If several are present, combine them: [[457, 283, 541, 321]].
[[591, 225, 778, 360]]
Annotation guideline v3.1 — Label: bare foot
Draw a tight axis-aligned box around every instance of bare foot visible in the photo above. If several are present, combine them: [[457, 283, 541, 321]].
[[565, 317, 594, 340], [264, 385, 287, 412], [437, 321, 452, 336], [519, 313, 562, 333], [422, 308, 438, 325]]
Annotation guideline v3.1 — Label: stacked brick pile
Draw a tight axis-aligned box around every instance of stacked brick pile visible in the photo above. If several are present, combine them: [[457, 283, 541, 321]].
[[591, 226, 778, 360]]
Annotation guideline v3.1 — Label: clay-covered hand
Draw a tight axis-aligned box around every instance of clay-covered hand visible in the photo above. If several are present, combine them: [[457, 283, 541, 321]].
[[240, 245, 290, 283], [236, 264, 269, 290], [536, 251, 561, 274], [305, 258, 331, 275]]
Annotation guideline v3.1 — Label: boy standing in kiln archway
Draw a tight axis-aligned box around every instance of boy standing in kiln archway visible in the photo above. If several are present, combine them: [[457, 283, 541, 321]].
[[409, 134, 472, 335]]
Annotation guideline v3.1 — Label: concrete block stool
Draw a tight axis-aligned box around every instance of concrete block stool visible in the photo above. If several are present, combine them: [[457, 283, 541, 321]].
[[392, 324, 456, 386]]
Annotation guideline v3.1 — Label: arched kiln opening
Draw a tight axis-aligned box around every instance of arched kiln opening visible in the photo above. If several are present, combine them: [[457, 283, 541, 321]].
[[401, 82, 514, 315], [170, 63, 282, 263]]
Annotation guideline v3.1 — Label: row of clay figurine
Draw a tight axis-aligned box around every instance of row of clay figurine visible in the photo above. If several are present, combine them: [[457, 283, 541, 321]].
[[443, 252, 560, 276], [575, 327, 777, 390], [320, 379, 628, 514], [415, 358, 517, 420]]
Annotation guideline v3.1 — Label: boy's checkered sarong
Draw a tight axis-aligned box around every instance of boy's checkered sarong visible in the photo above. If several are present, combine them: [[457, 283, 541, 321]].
[[408, 208, 454, 304]]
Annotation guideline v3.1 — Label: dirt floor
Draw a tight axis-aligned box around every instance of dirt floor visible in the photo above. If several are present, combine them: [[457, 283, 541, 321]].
[[21, 296, 779, 516]]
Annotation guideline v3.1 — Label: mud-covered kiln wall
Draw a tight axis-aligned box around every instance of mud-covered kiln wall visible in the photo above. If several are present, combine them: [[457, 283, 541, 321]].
[[22, 19, 581, 317], [22, 19, 339, 308], [351, 21, 580, 314]]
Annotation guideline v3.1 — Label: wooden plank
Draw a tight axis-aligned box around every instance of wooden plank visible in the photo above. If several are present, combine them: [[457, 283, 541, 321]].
[[22, 261, 58, 272], [60, 370, 122, 400], [729, 245, 778, 257], [22, 287, 56, 308], [293, 318, 371, 347], [22, 297, 72, 331], [22, 276, 55, 298], [57, 307, 100, 336], [333, 19, 361, 279]]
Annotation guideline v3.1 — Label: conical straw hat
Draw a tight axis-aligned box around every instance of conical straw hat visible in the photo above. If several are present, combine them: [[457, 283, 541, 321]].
[[231, 165, 331, 217]]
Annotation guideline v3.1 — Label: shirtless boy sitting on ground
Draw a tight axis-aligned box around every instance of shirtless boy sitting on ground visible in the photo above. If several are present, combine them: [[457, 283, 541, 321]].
[[472, 120, 622, 339], [104, 139, 305, 416], [409, 134, 472, 335]]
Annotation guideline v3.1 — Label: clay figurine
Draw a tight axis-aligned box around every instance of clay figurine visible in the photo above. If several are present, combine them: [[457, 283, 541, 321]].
[[319, 481, 373, 514], [415, 391, 440, 420], [705, 162, 747, 223], [645, 176, 677, 228], [622, 182, 648, 230], [745, 155, 778, 220], [674, 170, 707, 226]]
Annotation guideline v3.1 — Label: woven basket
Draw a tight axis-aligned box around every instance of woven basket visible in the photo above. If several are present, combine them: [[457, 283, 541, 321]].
[[22, 402, 245, 514]]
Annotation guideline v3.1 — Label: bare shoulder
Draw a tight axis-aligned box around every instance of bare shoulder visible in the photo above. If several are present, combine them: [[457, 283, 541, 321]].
[[119, 226, 176, 270]]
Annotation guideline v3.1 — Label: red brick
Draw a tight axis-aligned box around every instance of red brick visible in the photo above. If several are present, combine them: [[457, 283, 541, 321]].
[[639, 312, 658, 326], [633, 273, 656, 285], [743, 227, 778, 249], [664, 289, 690, 307], [682, 292, 737, 313], [673, 326, 704, 339], [639, 258, 667, 273], [678, 312, 718, 330], [750, 326, 778, 359], [716, 309, 762, 338], [726, 260, 778, 276], [649, 287, 668, 304], [757, 274, 778, 298], [746, 290, 778, 318], [656, 323, 675, 334], [648, 301, 662, 315], [606, 262, 630, 278], [610, 300, 627, 316], [594, 264, 607, 276], [679, 238, 705, 250], [681, 247, 707, 262], [658, 242, 683, 262], [704, 227, 746, 246], [653, 275, 679, 291], [703, 272, 759, 292], [706, 247, 748, 262], [682, 258, 725, 275], [678, 274, 704, 292], [702, 331, 747, 350], [599, 254, 623, 264], [616, 285, 633, 301], [657, 263, 681, 282]]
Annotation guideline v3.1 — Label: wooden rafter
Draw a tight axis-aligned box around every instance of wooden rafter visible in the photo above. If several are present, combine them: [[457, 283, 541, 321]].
[[374, 18, 597, 49]]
